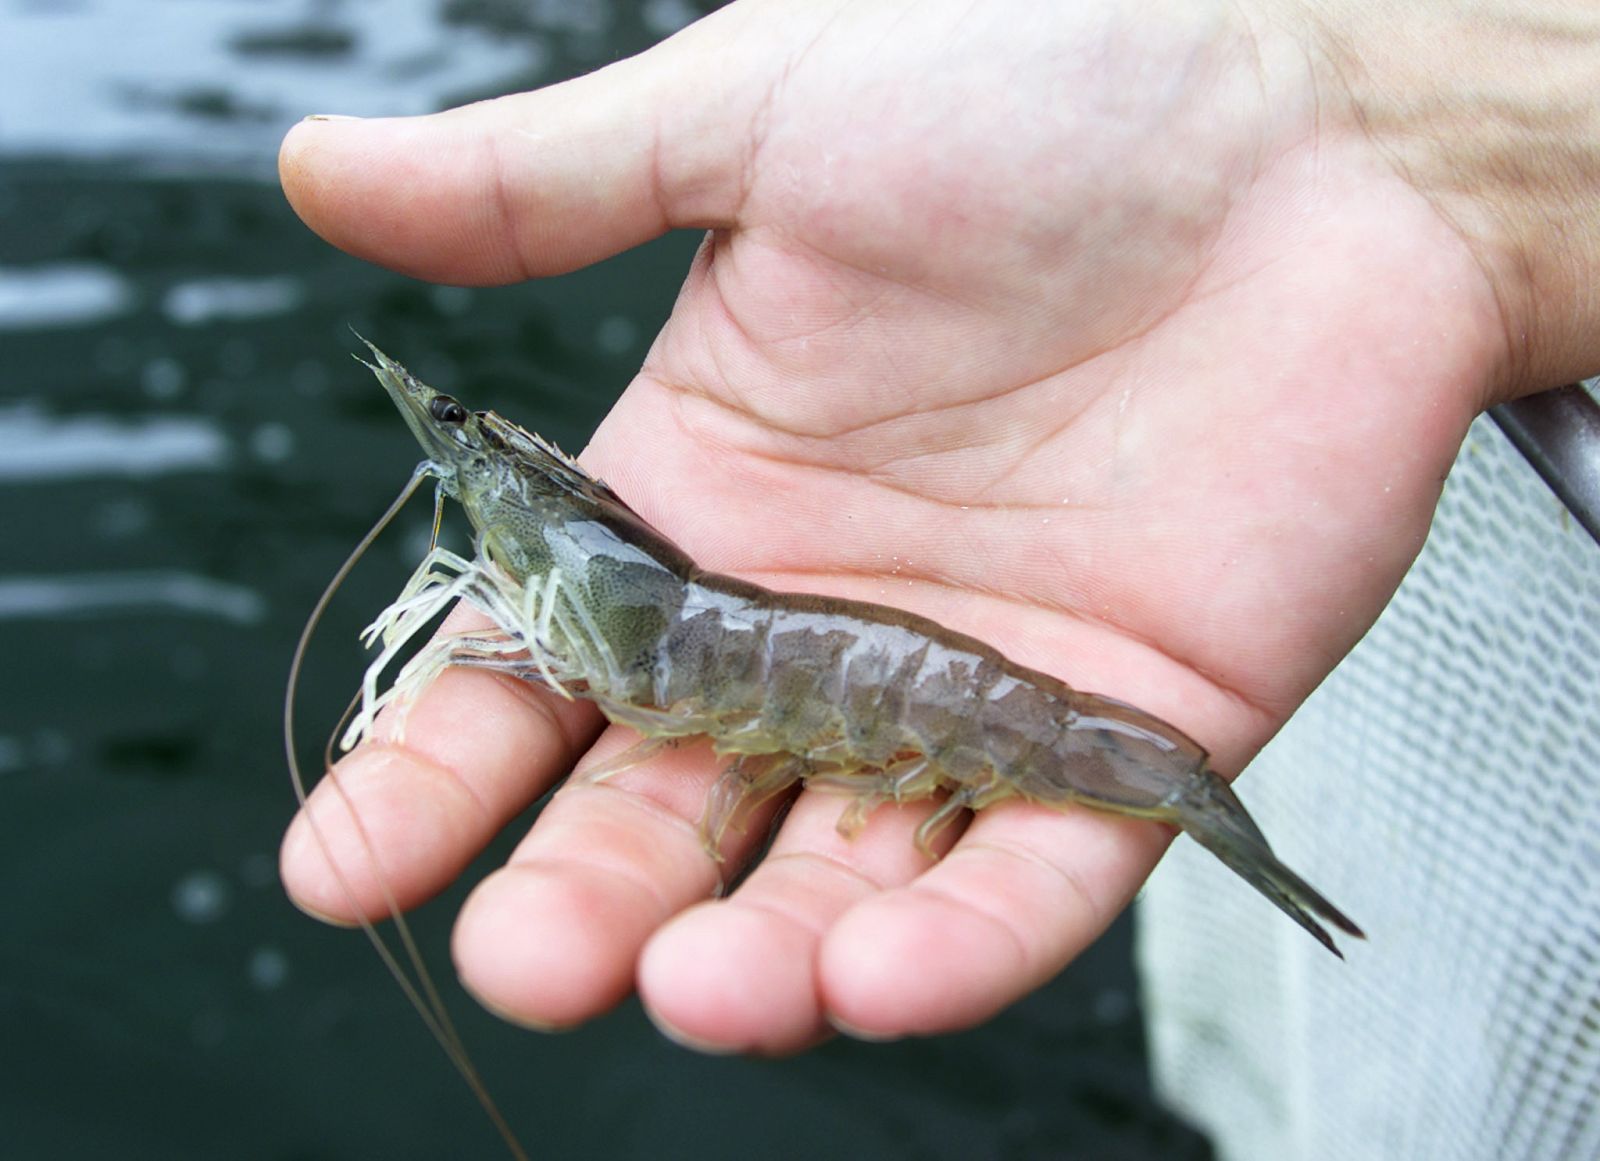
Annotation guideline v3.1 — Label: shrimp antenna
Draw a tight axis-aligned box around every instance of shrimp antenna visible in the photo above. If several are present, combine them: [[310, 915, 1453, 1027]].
[[284, 462, 531, 1161]]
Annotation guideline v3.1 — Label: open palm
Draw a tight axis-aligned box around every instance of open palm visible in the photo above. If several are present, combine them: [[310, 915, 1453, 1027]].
[[281, 0, 1502, 1053]]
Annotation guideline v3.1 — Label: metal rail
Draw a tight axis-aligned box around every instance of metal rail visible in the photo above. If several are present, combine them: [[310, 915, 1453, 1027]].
[[1490, 380, 1600, 546]]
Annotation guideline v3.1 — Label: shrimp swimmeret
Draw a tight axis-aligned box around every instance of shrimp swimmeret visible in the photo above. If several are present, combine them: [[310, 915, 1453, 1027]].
[[341, 342, 1363, 959]]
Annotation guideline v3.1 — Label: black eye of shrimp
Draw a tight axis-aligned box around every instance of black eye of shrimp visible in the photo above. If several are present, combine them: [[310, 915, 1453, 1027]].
[[430, 397, 469, 424]]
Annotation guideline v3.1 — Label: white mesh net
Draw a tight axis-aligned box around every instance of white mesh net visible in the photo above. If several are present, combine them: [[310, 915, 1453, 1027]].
[[1136, 403, 1600, 1161]]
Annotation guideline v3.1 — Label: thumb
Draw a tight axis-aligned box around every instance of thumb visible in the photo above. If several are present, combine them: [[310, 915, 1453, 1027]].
[[277, 19, 761, 285]]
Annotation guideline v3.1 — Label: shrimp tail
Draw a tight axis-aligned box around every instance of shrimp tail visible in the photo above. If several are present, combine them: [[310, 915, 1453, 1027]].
[[1174, 772, 1366, 957]]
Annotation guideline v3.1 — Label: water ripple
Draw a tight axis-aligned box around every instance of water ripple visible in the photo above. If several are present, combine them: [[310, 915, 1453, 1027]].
[[0, 263, 134, 330], [161, 276, 304, 326], [0, 404, 229, 480], [0, 572, 266, 624]]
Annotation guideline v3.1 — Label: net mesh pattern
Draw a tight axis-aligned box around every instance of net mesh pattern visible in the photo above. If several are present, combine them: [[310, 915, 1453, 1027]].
[[1136, 407, 1600, 1161]]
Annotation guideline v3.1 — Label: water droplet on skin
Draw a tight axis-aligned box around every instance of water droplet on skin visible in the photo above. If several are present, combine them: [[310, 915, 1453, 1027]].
[[172, 869, 232, 924]]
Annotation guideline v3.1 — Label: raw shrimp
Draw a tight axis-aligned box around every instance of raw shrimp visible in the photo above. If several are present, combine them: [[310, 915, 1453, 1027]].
[[343, 341, 1363, 957]]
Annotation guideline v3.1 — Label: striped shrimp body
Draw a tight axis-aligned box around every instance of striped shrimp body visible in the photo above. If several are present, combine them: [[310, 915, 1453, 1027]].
[[352, 343, 1363, 956]]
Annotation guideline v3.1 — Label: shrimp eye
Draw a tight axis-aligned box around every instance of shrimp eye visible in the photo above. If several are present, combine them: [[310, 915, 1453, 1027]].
[[429, 397, 469, 424]]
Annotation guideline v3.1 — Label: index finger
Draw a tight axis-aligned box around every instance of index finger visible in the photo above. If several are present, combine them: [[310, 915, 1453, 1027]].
[[280, 604, 604, 922]]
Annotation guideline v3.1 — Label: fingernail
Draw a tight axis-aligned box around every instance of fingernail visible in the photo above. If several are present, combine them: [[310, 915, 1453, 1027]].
[[303, 113, 362, 123], [644, 1007, 741, 1056], [826, 1014, 903, 1043], [285, 893, 360, 930], [458, 980, 580, 1034]]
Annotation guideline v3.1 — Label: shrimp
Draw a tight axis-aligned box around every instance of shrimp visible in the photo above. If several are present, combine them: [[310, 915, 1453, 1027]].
[[345, 341, 1364, 958]]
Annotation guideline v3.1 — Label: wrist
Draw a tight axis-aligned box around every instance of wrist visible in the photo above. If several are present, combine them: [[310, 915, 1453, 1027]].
[[1280, 0, 1600, 400]]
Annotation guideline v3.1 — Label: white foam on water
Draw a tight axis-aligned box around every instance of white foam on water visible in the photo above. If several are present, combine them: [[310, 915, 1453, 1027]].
[[161, 276, 304, 326], [0, 0, 549, 169], [0, 403, 230, 479], [0, 572, 266, 624], [0, 263, 134, 329]]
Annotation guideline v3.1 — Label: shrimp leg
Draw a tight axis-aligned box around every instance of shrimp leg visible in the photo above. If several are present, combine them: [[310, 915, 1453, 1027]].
[[699, 753, 809, 856]]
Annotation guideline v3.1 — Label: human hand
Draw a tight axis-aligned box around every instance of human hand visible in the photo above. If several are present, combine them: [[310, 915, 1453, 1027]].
[[278, 0, 1599, 1052]]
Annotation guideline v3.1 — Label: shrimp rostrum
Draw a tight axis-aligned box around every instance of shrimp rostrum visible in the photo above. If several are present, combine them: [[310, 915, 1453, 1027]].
[[347, 343, 1363, 957]]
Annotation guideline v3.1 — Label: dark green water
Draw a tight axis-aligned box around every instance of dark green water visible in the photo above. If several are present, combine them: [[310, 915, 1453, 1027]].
[[0, 5, 1210, 1158]]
